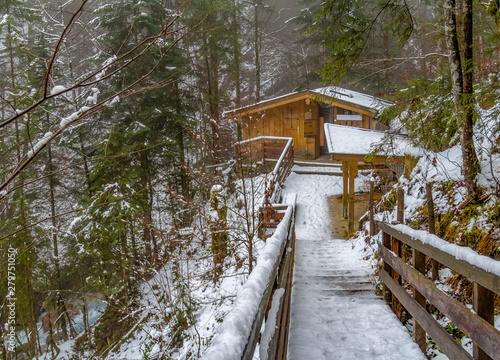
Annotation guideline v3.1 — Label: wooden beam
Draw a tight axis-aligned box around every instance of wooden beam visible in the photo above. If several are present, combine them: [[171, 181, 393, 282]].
[[473, 283, 495, 360], [397, 188, 404, 224], [351, 193, 383, 202], [331, 153, 406, 163], [348, 161, 358, 233], [357, 163, 391, 170], [382, 231, 393, 304], [369, 181, 375, 237], [413, 248, 427, 352], [319, 117, 325, 146], [342, 161, 348, 219], [391, 235, 403, 320], [426, 182, 440, 281]]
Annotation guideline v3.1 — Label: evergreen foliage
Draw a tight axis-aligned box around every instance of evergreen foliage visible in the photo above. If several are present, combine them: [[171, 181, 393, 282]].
[[386, 76, 459, 152], [1, 0, 499, 358]]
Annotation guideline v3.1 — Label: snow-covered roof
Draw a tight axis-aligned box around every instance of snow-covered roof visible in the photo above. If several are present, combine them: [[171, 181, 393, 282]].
[[324, 124, 420, 158], [311, 86, 393, 113], [224, 86, 393, 118]]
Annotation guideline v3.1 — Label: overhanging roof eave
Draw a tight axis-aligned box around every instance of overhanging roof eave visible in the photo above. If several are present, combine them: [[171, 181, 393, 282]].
[[224, 90, 378, 119]]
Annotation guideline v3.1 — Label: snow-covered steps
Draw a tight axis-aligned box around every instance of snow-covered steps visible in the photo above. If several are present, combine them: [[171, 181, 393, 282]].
[[282, 173, 425, 359], [287, 238, 426, 360]]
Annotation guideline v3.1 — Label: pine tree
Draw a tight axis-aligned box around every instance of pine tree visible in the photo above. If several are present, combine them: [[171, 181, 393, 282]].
[[0, 1, 45, 356]]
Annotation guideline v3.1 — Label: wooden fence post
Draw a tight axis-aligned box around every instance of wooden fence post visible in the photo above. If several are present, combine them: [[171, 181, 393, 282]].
[[426, 182, 440, 281], [412, 248, 427, 352], [473, 283, 494, 360], [392, 188, 404, 319], [397, 188, 404, 224], [369, 179, 375, 237], [382, 231, 393, 305], [348, 161, 358, 234], [342, 161, 349, 219], [210, 185, 228, 280]]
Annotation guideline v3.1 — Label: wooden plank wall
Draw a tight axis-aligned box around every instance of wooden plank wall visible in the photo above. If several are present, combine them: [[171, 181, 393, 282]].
[[239, 101, 380, 158], [241, 99, 320, 158]]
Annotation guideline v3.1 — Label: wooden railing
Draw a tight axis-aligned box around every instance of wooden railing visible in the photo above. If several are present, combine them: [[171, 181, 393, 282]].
[[234, 136, 294, 204], [378, 221, 500, 360], [201, 199, 296, 360], [249, 198, 296, 360], [202, 138, 296, 360]]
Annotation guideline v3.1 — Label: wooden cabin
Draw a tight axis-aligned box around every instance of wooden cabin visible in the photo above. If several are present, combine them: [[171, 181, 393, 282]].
[[224, 87, 392, 159]]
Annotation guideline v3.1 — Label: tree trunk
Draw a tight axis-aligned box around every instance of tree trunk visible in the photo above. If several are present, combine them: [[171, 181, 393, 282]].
[[444, 0, 480, 198], [484, 0, 500, 32], [383, 10, 390, 95], [232, 8, 241, 108], [254, 4, 261, 102], [172, 82, 189, 199], [47, 144, 70, 342], [460, 0, 480, 198], [140, 152, 157, 264], [444, 0, 463, 106], [79, 130, 93, 196]]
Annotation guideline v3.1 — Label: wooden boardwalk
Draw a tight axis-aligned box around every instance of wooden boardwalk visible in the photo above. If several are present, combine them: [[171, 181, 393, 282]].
[[284, 173, 426, 360], [288, 239, 425, 359]]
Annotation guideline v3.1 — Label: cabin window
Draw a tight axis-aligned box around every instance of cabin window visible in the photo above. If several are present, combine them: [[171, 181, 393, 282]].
[[319, 103, 334, 123]]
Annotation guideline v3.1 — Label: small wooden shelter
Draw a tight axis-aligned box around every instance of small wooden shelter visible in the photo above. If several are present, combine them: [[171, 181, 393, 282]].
[[224, 87, 392, 159], [324, 124, 418, 233]]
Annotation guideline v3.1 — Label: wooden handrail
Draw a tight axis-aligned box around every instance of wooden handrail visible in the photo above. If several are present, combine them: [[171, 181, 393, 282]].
[[379, 223, 500, 294], [378, 221, 500, 360], [234, 137, 294, 204], [202, 200, 296, 360], [203, 138, 296, 360]]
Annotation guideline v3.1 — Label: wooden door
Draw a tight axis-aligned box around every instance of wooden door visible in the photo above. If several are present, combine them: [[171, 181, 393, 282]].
[[284, 107, 299, 145]]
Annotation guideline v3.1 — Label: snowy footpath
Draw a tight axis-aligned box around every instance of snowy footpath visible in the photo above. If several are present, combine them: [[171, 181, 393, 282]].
[[282, 173, 426, 360]]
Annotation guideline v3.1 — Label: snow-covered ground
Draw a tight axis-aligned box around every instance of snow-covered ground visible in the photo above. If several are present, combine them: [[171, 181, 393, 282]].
[[282, 173, 426, 360], [38, 134, 499, 359]]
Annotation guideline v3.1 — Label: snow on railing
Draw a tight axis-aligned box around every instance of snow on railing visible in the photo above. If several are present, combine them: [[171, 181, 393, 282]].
[[201, 204, 295, 360], [378, 221, 500, 359], [269, 137, 293, 203], [389, 224, 500, 278], [235, 135, 292, 145]]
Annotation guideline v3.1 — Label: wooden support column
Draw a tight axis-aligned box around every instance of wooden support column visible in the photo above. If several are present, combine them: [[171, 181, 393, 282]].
[[348, 161, 358, 234], [391, 188, 404, 320], [319, 117, 325, 146], [397, 188, 405, 224], [382, 231, 392, 304], [427, 183, 440, 281], [391, 235, 402, 320], [473, 283, 494, 360], [342, 160, 348, 219], [412, 248, 427, 352], [369, 179, 375, 237]]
